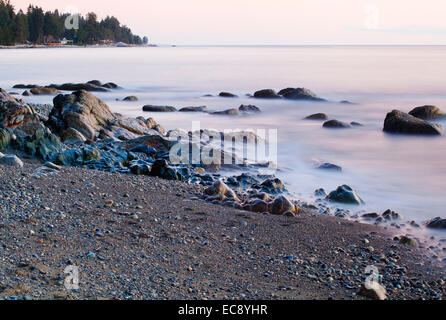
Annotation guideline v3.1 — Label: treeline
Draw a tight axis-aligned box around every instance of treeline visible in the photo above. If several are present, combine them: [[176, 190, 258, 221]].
[[0, 0, 146, 46]]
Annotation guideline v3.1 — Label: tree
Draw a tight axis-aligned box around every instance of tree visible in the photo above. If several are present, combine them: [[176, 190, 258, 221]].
[[27, 5, 44, 43], [0, 0, 15, 45]]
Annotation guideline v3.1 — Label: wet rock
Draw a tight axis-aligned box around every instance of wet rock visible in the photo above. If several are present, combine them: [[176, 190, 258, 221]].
[[253, 89, 281, 99], [316, 163, 342, 172], [426, 217, 446, 230], [102, 82, 119, 89], [150, 159, 182, 180], [239, 105, 261, 113], [350, 122, 363, 127], [0, 154, 23, 168], [409, 105, 445, 120], [399, 236, 418, 247], [123, 96, 138, 101], [278, 88, 326, 101], [260, 177, 286, 193], [22, 90, 31, 96], [1, 88, 39, 129], [142, 105, 177, 112], [382, 209, 403, 221], [271, 196, 296, 215], [179, 106, 208, 112], [211, 109, 239, 115], [61, 128, 87, 143], [323, 120, 351, 129], [249, 200, 270, 213], [362, 213, 379, 220], [304, 113, 329, 120], [204, 180, 239, 201], [326, 185, 364, 205], [314, 188, 326, 197], [358, 283, 387, 300], [249, 192, 271, 202], [219, 92, 238, 98], [50, 82, 109, 92], [383, 110, 443, 135]]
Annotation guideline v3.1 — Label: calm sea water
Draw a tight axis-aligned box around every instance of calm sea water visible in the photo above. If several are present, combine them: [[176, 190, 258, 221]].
[[2, 45, 446, 229]]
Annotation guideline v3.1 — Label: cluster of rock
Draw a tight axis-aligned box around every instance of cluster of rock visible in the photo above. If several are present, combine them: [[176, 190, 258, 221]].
[[14, 80, 120, 96], [142, 104, 261, 116], [383, 106, 445, 135], [252, 87, 327, 101]]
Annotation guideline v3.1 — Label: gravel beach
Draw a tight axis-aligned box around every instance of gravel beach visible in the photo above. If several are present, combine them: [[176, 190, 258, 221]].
[[0, 160, 445, 300]]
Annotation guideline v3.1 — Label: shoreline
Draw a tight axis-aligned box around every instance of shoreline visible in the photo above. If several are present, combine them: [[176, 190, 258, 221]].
[[0, 161, 445, 300], [0, 44, 158, 50]]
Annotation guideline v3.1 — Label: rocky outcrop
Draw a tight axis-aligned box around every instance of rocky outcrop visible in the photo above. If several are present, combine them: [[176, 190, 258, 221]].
[[383, 110, 444, 135], [1, 88, 39, 129], [49, 90, 164, 142], [278, 87, 326, 101], [29, 87, 59, 95], [179, 106, 208, 112], [210, 109, 238, 115], [326, 185, 364, 205], [408, 105, 445, 120], [123, 96, 138, 101]]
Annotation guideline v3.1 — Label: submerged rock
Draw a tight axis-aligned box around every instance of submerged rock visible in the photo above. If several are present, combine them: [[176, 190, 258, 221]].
[[316, 163, 342, 172], [382, 209, 403, 221], [239, 105, 261, 113], [383, 110, 443, 135], [219, 92, 238, 98], [253, 89, 281, 99], [323, 120, 351, 129], [304, 113, 329, 120], [426, 217, 446, 229], [123, 96, 138, 101], [143, 105, 177, 112], [408, 105, 445, 120], [278, 87, 326, 101], [211, 109, 239, 115], [326, 185, 364, 205], [179, 106, 208, 112], [29, 87, 59, 95]]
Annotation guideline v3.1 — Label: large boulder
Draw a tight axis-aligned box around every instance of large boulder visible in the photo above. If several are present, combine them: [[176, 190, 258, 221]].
[[49, 90, 117, 141], [278, 88, 326, 101], [253, 89, 281, 99], [271, 196, 297, 215], [408, 105, 445, 120], [383, 110, 444, 135], [326, 185, 364, 205]]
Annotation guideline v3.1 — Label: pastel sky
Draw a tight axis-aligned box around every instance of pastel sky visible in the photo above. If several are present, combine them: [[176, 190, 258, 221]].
[[11, 0, 446, 45]]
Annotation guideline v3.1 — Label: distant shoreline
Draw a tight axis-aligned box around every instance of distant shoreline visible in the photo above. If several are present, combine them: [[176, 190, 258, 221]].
[[0, 44, 158, 50]]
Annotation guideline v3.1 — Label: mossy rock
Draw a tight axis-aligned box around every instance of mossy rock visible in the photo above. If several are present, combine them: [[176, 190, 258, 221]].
[[0, 128, 11, 149]]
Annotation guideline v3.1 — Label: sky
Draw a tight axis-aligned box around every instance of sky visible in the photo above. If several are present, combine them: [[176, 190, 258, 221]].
[[11, 0, 446, 45]]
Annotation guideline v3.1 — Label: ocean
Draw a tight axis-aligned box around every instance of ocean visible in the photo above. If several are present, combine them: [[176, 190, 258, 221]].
[[2, 45, 446, 231]]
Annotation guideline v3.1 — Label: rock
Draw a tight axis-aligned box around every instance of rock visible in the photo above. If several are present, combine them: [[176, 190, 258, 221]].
[[382, 209, 403, 221], [22, 90, 32, 96], [249, 192, 271, 202], [219, 92, 238, 98], [1, 88, 39, 129], [87, 80, 102, 87], [350, 122, 363, 127], [50, 82, 109, 92], [61, 128, 87, 143], [0, 154, 24, 168], [118, 135, 170, 154], [210, 109, 239, 116], [142, 105, 177, 112], [314, 188, 326, 197], [13, 84, 40, 89], [304, 113, 329, 120], [383, 110, 444, 135], [44, 161, 61, 171], [362, 212, 379, 220], [239, 105, 261, 113], [49, 90, 117, 141], [253, 89, 281, 99], [399, 236, 418, 247], [278, 88, 326, 101], [316, 163, 342, 172], [260, 177, 286, 193], [409, 105, 445, 120], [249, 200, 270, 213], [323, 120, 351, 129], [123, 96, 138, 101], [130, 160, 151, 175], [0, 128, 11, 149], [150, 159, 182, 180], [29, 87, 59, 95], [102, 82, 119, 89], [426, 217, 446, 229], [204, 180, 239, 201], [326, 185, 364, 205], [358, 283, 387, 300], [179, 106, 208, 112], [271, 196, 296, 215]]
